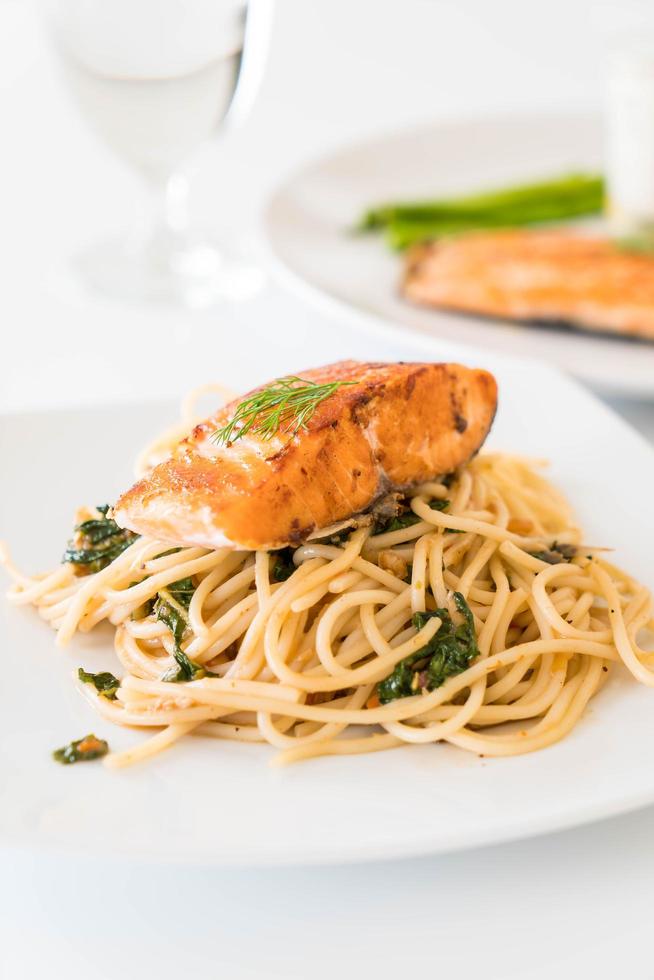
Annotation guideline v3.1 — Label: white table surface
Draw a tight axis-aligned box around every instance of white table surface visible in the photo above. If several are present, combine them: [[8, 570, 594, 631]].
[[2, 2, 654, 977]]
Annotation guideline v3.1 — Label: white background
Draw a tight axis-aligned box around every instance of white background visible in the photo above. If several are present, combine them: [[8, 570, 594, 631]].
[[2, 1, 654, 977]]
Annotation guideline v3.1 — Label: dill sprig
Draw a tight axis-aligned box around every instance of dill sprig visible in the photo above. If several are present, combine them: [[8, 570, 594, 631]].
[[211, 376, 357, 446]]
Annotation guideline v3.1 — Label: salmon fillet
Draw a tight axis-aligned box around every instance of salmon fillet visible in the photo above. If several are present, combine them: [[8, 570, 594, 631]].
[[403, 230, 654, 340], [114, 361, 497, 551]]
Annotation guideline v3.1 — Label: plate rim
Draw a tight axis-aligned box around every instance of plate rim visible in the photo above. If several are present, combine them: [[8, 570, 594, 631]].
[[3, 780, 654, 868]]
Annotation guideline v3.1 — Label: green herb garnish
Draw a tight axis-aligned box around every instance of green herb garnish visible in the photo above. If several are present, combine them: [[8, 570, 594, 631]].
[[210, 376, 357, 446], [165, 576, 196, 606], [271, 548, 296, 582], [155, 577, 215, 683], [78, 668, 120, 701], [530, 541, 577, 565], [63, 505, 138, 574], [376, 592, 479, 704], [374, 498, 450, 535], [358, 173, 604, 250], [53, 734, 109, 765]]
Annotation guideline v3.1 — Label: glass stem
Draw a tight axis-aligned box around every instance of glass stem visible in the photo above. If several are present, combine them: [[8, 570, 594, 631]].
[[163, 173, 191, 238], [127, 172, 191, 265]]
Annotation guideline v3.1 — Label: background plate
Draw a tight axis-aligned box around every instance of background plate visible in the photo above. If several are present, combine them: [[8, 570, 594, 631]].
[[263, 112, 654, 398]]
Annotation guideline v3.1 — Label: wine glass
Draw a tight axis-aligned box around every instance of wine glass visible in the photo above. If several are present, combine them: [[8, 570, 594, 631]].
[[40, 0, 271, 307]]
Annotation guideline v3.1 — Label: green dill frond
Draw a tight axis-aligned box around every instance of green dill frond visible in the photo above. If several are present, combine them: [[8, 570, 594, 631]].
[[210, 376, 357, 446]]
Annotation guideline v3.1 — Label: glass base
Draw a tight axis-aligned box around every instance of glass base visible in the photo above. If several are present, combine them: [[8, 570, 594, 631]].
[[73, 231, 265, 308]]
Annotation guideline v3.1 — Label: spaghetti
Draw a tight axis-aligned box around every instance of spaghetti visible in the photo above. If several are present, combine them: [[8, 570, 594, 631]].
[[3, 408, 653, 769]]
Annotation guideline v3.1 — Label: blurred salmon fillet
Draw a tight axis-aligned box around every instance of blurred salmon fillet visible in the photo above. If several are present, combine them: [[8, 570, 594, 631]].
[[114, 360, 497, 551], [403, 230, 654, 340]]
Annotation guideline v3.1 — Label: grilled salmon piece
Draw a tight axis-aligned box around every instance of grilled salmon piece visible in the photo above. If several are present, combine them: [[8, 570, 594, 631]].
[[114, 361, 497, 551], [403, 230, 654, 340]]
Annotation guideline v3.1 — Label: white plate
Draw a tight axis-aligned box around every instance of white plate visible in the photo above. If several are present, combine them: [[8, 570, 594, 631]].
[[2, 347, 654, 867], [263, 113, 654, 398]]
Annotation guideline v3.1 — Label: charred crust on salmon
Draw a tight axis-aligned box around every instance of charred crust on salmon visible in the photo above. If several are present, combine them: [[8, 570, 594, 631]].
[[288, 519, 315, 545], [448, 387, 468, 433], [265, 446, 290, 464], [404, 372, 418, 398]]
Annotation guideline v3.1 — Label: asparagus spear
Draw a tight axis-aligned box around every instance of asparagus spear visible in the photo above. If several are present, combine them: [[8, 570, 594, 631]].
[[358, 172, 604, 248], [386, 189, 604, 249], [360, 173, 603, 227]]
